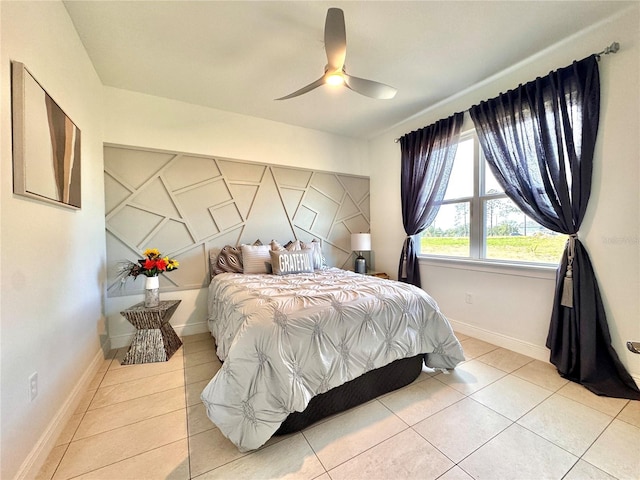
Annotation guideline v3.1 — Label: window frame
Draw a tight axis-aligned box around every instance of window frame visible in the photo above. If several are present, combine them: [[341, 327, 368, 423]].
[[418, 128, 562, 268]]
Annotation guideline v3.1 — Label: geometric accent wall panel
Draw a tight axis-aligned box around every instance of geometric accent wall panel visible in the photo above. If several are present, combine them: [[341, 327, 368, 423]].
[[105, 146, 369, 297]]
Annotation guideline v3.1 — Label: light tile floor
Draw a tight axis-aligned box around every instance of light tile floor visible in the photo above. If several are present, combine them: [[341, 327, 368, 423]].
[[37, 333, 640, 480]]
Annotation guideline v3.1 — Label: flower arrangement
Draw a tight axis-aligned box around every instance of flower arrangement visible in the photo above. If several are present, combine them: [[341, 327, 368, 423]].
[[118, 248, 179, 282]]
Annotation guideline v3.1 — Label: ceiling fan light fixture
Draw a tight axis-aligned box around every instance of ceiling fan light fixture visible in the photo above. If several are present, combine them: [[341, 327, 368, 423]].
[[325, 72, 344, 86]]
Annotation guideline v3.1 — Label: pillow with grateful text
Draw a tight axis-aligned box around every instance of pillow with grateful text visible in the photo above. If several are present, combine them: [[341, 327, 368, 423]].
[[269, 249, 314, 275]]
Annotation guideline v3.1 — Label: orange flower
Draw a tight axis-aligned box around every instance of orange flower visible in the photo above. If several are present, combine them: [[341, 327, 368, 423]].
[[143, 258, 157, 271], [155, 257, 168, 271]]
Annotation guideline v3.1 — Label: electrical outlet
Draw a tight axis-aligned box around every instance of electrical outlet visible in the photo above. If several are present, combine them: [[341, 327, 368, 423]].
[[465, 293, 473, 304], [29, 372, 38, 402]]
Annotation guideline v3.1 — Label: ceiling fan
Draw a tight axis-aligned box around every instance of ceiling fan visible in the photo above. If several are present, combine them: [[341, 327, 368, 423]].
[[276, 8, 397, 100]]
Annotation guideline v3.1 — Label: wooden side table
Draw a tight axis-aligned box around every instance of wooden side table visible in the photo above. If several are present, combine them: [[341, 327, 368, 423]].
[[120, 300, 183, 365], [367, 272, 390, 279]]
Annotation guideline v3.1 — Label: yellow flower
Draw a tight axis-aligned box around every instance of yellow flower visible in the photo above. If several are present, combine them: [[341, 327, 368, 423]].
[[143, 248, 160, 259], [164, 257, 179, 270]]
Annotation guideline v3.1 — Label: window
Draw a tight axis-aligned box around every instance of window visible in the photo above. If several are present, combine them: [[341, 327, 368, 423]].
[[420, 130, 566, 265]]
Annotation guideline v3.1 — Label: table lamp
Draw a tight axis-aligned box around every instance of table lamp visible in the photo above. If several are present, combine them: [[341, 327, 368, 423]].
[[351, 233, 371, 274]]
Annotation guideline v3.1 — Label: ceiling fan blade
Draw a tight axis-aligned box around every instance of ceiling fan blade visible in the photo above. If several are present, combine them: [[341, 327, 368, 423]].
[[343, 73, 397, 100], [277, 8, 398, 101], [325, 8, 346, 70], [275, 76, 326, 100]]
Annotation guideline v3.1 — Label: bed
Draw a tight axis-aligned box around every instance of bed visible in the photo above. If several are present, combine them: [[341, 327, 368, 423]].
[[201, 266, 465, 452]]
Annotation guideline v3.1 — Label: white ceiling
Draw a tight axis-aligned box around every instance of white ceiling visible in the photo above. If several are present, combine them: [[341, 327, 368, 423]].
[[64, 1, 631, 139]]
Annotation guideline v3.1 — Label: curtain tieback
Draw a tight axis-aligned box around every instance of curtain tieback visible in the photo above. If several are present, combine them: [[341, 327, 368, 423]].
[[561, 234, 577, 308]]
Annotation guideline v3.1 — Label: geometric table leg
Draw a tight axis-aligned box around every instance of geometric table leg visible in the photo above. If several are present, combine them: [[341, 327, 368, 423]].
[[122, 329, 168, 364], [159, 321, 183, 360], [120, 300, 183, 365]]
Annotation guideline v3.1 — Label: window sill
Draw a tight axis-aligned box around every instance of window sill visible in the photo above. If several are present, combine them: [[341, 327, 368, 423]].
[[417, 255, 558, 280]]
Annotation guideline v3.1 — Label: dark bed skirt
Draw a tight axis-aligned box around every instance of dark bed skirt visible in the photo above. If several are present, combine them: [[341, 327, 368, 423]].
[[275, 354, 424, 435]]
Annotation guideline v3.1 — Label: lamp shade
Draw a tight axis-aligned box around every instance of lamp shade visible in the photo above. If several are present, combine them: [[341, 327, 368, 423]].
[[351, 233, 371, 252]]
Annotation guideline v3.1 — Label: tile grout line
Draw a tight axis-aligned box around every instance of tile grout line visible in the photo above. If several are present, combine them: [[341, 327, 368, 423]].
[[76, 341, 195, 478], [61, 441, 190, 480], [300, 430, 330, 477], [315, 425, 415, 476], [613, 406, 640, 429], [570, 412, 624, 479], [98, 361, 186, 388], [44, 352, 119, 480], [511, 387, 624, 456], [511, 421, 583, 478], [83, 384, 186, 416], [180, 338, 191, 479], [554, 387, 630, 416], [64, 350, 189, 478], [60, 409, 188, 463], [47, 443, 72, 479], [408, 391, 513, 475], [182, 336, 231, 478], [335, 385, 474, 475], [181, 341, 194, 480]]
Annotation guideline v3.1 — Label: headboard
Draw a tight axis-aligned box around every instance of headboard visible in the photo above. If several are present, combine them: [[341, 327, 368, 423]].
[[104, 145, 370, 296]]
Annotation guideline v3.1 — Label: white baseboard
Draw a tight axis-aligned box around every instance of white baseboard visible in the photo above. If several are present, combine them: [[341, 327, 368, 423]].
[[449, 318, 640, 387], [16, 339, 111, 480], [448, 318, 551, 364], [109, 321, 210, 349]]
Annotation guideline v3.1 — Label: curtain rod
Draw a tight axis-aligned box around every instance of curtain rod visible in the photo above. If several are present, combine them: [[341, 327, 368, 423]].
[[596, 41, 620, 58], [393, 41, 620, 143]]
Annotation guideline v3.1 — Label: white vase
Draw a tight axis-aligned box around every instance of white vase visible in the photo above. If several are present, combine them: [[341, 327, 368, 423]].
[[144, 276, 160, 308]]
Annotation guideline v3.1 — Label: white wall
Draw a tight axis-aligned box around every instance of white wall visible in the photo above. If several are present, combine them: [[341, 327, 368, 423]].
[[2, 5, 635, 477], [102, 87, 370, 347], [369, 7, 640, 379], [0, 2, 106, 479]]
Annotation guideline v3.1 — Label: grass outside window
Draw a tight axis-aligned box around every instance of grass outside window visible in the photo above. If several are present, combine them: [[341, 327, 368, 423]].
[[421, 235, 566, 264]]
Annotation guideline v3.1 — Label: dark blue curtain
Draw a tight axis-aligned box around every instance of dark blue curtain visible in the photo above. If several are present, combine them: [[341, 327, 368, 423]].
[[398, 113, 463, 287], [469, 55, 639, 399]]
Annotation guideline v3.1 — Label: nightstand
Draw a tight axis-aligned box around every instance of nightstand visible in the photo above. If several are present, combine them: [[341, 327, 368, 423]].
[[120, 300, 183, 365], [367, 272, 390, 279]]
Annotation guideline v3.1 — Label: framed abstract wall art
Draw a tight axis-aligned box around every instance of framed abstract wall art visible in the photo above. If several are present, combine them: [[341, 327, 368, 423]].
[[11, 61, 81, 209]]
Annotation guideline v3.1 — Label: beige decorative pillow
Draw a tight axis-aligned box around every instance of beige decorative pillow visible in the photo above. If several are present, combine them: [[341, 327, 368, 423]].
[[241, 244, 272, 274], [270, 249, 314, 275], [284, 240, 301, 250], [271, 239, 302, 252], [270, 239, 285, 251]]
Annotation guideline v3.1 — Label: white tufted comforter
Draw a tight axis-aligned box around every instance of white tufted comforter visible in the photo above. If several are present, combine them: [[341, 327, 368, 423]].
[[201, 268, 464, 451]]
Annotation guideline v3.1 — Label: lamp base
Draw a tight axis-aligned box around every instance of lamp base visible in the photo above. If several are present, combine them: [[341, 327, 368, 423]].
[[354, 255, 366, 274]]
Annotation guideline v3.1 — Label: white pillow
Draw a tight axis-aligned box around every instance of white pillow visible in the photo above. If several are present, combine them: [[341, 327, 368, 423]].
[[241, 244, 272, 274], [301, 239, 325, 269]]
